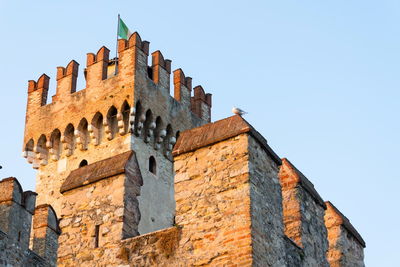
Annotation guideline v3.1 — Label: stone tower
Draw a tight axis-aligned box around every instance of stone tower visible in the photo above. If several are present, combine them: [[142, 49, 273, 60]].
[[20, 30, 365, 266], [22, 32, 211, 261]]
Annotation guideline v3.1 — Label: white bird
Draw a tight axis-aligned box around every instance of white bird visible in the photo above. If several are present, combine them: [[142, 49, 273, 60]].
[[232, 107, 247, 116]]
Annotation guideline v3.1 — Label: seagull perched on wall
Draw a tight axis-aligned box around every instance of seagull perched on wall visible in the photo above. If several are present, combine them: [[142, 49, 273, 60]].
[[232, 107, 247, 116]]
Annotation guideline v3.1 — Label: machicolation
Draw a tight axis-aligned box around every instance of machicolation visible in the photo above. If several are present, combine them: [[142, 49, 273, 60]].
[[23, 32, 211, 170]]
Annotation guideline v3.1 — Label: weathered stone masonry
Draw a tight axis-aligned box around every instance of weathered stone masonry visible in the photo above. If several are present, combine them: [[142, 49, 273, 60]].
[[0, 177, 60, 266], [1, 30, 366, 266]]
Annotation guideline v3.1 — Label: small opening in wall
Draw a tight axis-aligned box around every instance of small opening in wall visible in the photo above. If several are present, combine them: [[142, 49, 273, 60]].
[[94, 225, 100, 248], [79, 159, 88, 168], [147, 66, 153, 80], [17, 231, 21, 242], [149, 156, 156, 175]]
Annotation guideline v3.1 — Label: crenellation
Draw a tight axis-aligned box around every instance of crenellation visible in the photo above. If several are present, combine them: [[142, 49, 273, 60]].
[[191, 85, 212, 122], [32, 204, 61, 265], [0, 178, 25, 237], [279, 158, 329, 266], [173, 68, 191, 106], [324, 201, 365, 267], [53, 60, 79, 102], [27, 74, 49, 107], [151, 50, 171, 91], [117, 32, 149, 54], [85, 46, 110, 87], [0, 177, 60, 266]]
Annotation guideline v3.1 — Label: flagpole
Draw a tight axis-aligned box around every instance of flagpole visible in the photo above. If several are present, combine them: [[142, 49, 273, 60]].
[[115, 14, 120, 75]]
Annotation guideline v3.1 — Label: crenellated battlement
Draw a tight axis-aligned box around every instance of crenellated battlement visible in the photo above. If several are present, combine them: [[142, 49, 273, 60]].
[[0, 177, 60, 266], [27, 74, 50, 106], [117, 32, 150, 55], [23, 31, 212, 170], [86, 46, 110, 66]]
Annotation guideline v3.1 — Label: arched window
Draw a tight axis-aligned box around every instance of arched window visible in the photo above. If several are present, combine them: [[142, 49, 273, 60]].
[[77, 118, 89, 150], [143, 109, 154, 143], [25, 139, 34, 153], [121, 101, 130, 134], [63, 124, 75, 156], [36, 134, 48, 161], [24, 139, 35, 163], [164, 124, 173, 153], [149, 156, 156, 175], [79, 159, 88, 167], [134, 101, 144, 136], [91, 112, 104, 145], [107, 106, 118, 139], [154, 116, 164, 149], [50, 129, 61, 160]]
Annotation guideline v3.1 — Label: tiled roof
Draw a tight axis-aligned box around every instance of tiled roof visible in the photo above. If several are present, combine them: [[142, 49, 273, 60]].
[[173, 115, 281, 165], [60, 151, 137, 193]]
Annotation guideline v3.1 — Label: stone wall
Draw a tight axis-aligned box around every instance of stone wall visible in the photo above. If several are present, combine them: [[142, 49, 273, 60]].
[[325, 201, 365, 267], [248, 135, 287, 265], [133, 137, 175, 235], [0, 177, 60, 267], [173, 133, 254, 266], [279, 158, 329, 266], [58, 174, 128, 263], [57, 151, 143, 264]]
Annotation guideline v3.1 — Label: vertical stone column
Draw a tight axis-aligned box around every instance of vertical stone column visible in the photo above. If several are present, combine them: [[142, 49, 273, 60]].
[[278, 158, 329, 266], [151, 50, 171, 92], [0, 178, 37, 251], [27, 74, 49, 108], [324, 201, 366, 267], [247, 135, 287, 266], [190, 86, 212, 123], [32, 204, 61, 266], [173, 68, 192, 108]]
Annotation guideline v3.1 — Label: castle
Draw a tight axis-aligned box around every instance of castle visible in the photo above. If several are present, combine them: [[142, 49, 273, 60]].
[[0, 31, 365, 266]]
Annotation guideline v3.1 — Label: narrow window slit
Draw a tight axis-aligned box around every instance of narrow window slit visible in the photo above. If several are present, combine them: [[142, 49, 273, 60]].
[[149, 156, 156, 175], [94, 225, 100, 248]]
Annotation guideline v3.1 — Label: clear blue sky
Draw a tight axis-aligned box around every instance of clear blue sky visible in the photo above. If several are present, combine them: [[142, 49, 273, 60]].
[[0, 1, 398, 265]]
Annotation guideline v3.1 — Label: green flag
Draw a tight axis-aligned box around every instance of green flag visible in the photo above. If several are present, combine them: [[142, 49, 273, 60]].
[[118, 17, 132, 40]]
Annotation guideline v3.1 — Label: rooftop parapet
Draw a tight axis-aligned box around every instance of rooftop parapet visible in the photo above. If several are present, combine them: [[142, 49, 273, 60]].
[[0, 177, 24, 205], [25, 31, 211, 118], [27, 74, 49, 106], [32, 204, 61, 265], [117, 32, 150, 55], [279, 159, 329, 266], [53, 60, 79, 102], [191, 85, 212, 123], [324, 201, 365, 266], [324, 201, 365, 248], [279, 158, 326, 209], [0, 177, 38, 251], [86, 46, 110, 87], [173, 69, 192, 106], [151, 50, 171, 91]]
